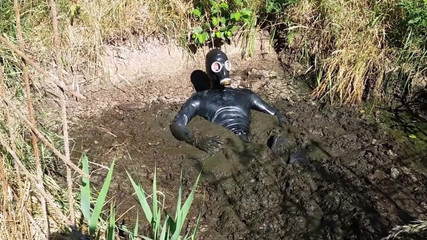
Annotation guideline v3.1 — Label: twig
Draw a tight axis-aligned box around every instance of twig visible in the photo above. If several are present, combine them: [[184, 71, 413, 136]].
[[1, 98, 89, 179], [49, 0, 75, 225], [0, 133, 72, 226], [0, 35, 85, 100], [14, 0, 50, 235]]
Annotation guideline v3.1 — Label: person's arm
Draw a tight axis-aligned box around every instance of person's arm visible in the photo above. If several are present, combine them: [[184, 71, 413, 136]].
[[170, 94, 223, 152], [170, 95, 199, 144], [250, 92, 287, 126]]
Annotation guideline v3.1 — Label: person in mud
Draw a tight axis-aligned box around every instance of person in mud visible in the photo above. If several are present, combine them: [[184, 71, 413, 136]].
[[170, 49, 288, 153]]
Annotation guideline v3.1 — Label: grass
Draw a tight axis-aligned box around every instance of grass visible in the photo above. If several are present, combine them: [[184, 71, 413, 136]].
[[0, 0, 425, 103], [282, 0, 426, 104], [382, 219, 427, 240], [127, 170, 201, 240], [78, 153, 201, 240], [286, 0, 388, 104], [80, 153, 115, 238]]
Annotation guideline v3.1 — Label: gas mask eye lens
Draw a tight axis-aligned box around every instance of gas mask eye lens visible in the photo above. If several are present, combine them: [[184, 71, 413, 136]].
[[211, 61, 222, 73], [224, 60, 231, 71]]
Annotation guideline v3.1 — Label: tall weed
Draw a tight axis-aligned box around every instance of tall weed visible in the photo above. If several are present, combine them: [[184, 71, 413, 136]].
[[127, 170, 201, 240], [80, 153, 115, 238]]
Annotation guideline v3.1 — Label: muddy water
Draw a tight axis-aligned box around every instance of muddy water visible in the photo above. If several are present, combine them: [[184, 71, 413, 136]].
[[71, 99, 427, 239]]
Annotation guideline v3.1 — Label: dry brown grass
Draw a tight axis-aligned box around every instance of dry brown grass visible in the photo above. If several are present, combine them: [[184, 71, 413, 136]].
[[286, 0, 395, 104], [0, 1, 197, 238], [314, 0, 388, 104]]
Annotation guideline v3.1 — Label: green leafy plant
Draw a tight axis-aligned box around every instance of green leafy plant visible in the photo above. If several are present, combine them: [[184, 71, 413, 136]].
[[80, 153, 115, 239], [190, 0, 253, 45], [265, 0, 299, 14], [392, 0, 426, 97], [127, 170, 201, 240], [399, 0, 427, 33]]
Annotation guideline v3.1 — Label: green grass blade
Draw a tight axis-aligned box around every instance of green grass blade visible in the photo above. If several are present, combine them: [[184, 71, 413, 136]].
[[153, 168, 158, 239], [166, 210, 176, 234], [171, 232, 180, 240], [155, 207, 162, 239], [127, 171, 153, 223], [174, 170, 183, 221], [160, 214, 170, 240], [141, 237, 153, 240], [89, 159, 115, 235], [191, 212, 202, 240], [107, 202, 115, 240], [133, 212, 139, 239], [179, 173, 200, 227], [172, 173, 201, 240], [80, 153, 91, 221]]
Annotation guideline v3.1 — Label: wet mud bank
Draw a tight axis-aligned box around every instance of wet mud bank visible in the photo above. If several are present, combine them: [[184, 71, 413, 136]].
[[71, 97, 427, 239]]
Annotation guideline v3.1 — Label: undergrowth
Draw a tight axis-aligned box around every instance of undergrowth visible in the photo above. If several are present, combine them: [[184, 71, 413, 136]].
[[281, 0, 426, 104]]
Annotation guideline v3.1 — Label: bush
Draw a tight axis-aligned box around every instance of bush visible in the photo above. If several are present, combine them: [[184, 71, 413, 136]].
[[189, 0, 255, 45]]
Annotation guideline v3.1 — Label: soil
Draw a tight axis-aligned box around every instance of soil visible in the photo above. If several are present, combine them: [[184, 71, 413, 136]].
[[68, 34, 427, 239]]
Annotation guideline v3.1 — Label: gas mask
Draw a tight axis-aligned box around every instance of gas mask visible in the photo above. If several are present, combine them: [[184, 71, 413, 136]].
[[205, 49, 232, 88]]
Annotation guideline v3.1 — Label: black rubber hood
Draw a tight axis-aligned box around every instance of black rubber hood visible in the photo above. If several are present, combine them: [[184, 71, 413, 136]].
[[205, 49, 231, 89]]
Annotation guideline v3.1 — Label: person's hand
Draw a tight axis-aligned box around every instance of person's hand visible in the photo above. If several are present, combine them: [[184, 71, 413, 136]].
[[195, 136, 223, 153], [276, 111, 287, 126], [170, 123, 194, 144]]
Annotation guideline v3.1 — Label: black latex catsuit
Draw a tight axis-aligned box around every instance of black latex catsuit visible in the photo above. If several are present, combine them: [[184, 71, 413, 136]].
[[170, 49, 286, 152], [171, 88, 281, 142]]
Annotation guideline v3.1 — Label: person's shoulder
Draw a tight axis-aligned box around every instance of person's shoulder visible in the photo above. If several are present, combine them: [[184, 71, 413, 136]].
[[189, 89, 218, 99]]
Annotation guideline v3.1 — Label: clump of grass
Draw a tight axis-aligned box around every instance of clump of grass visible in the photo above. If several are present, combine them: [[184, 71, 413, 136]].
[[308, 0, 388, 104], [77, 152, 201, 240], [281, 0, 425, 104], [127, 170, 201, 240], [80, 153, 115, 238], [391, 0, 426, 98], [382, 219, 427, 240]]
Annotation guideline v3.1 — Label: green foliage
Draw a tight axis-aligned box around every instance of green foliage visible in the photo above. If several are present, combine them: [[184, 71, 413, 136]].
[[80, 153, 115, 238], [392, 0, 426, 96], [0, 1, 16, 37], [107, 202, 116, 240], [78, 154, 201, 240], [190, 0, 253, 45], [399, 0, 427, 35], [265, 0, 299, 14], [127, 170, 201, 240]]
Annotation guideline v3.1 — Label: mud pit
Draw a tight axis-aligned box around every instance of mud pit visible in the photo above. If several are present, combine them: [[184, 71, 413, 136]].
[[70, 38, 426, 239]]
